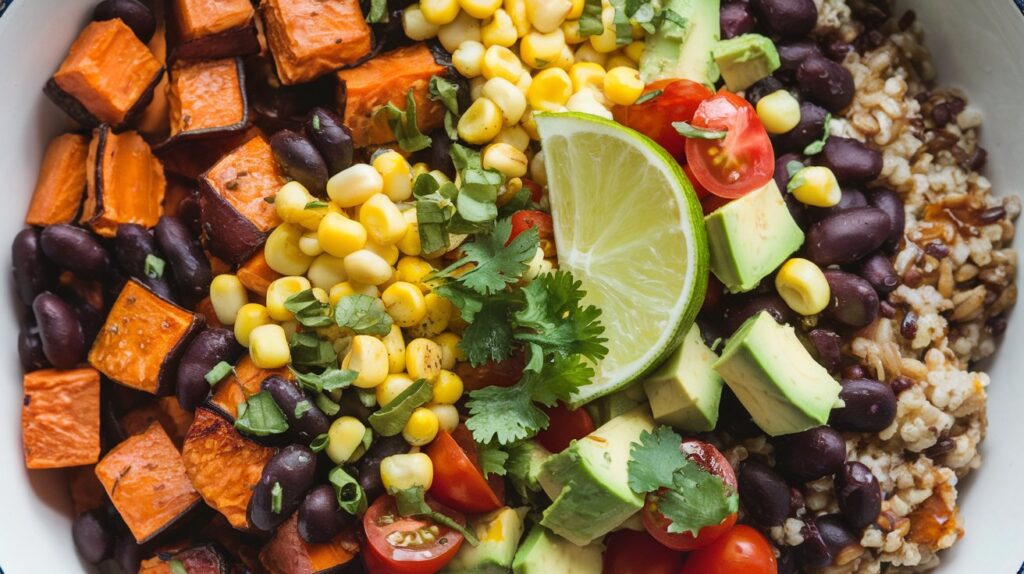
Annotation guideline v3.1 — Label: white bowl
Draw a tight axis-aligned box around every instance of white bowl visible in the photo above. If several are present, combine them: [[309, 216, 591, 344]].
[[0, 1, 1022, 572]]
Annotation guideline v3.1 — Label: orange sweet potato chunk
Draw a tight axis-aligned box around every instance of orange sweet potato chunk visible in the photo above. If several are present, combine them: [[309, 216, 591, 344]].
[[182, 408, 275, 529], [138, 544, 228, 574], [89, 280, 202, 395], [336, 44, 447, 146], [119, 396, 195, 447], [95, 422, 201, 543], [237, 251, 283, 297], [208, 355, 292, 420], [259, 514, 359, 574], [82, 126, 166, 237], [25, 133, 89, 226], [21, 368, 101, 469], [173, 0, 254, 41], [262, 0, 373, 85], [168, 58, 248, 138]]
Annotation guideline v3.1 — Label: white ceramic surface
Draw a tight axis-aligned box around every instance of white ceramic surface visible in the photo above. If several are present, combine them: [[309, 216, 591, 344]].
[[0, 1, 1021, 572]]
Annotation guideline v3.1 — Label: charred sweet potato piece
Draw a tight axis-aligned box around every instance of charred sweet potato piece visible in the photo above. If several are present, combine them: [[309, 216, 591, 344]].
[[46, 19, 164, 129], [261, 0, 373, 86], [95, 422, 201, 543], [82, 126, 166, 237], [138, 544, 229, 574], [21, 367, 101, 469], [89, 279, 203, 395], [208, 355, 292, 420], [237, 251, 283, 297], [163, 58, 249, 145], [25, 133, 89, 226], [119, 396, 195, 447], [168, 0, 260, 62], [336, 44, 450, 147], [69, 465, 108, 513], [182, 408, 275, 529], [199, 134, 287, 264], [259, 515, 359, 574]]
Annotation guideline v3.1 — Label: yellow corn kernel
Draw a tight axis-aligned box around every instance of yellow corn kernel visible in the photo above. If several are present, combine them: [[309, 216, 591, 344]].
[[307, 254, 348, 291], [382, 324, 407, 373], [377, 373, 416, 407], [481, 9, 517, 47], [428, 403, 460, 433], [265, 223, 314, 276], [469, 76, 487, 101], [606, 54, 635, 70], [482, 142, 528, 177], [296, 232, 322, 259], [209, 274, 248, 326], [329, 281, 379, 305], [452, 40, 486, 78], [624, 40, 644, 63], [554, 45, 575, 70], [482, 77, 527, 126], [521, 109, 540, 140], [249, 324, 291, 369], [480, 45, 523, 82], [382, 281, 428, 327], [569, 62, 605, 93], [420, 0, 460, 25], [520, 29, 567, 69], [406, 338, 442, 382], [372, 150, 414, 202], [562, 19, 585, 44], [432, 370, 464, 404], [403, 408, 440, 446], [318, 212, 367, 258], [493, 125, 531, 151], [359, 194, 409, 245], [521, 246, 548, 282], [459, 0, 501, 19], [504, 0, 530, 37], [266, 276, 312, 321], [756, 90, 802, 135], [343, 249, 394, 286], [776, 258, 831, 316], [457, 97, 504, 144], [438, 11, 482, 53], [566, 87, 612, 119], [274, 181, 322, 229], [789, 166, 842, 208], [407, 293, 453, 338], [327, 163, 384, 207], [526, 0, 570, 32], [515, 70, 533, 95], [343, 335, 390, 388], [233, 303, 272, 347], [326, 417, 367, 464], [527, 68, 573, 111], [573, 42, 607, 66], [396, 257, 433, 290], [589, 6, 619, 53], [396, 210, 422, 257], [403, 5, 441, 40], [603, 66, 643, 106], [529, 148, 547, 184], [432, 332, 464, 370], [411, 162, 431, 180], [366, 241, 400, 266], [380, 453, 434, 492]]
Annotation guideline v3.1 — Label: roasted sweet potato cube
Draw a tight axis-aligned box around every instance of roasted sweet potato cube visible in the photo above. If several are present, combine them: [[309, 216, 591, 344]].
[[46, 19, 164, 129], [95, 422, 201, 543], [182, 408, 275, 529], [21, 367, 101, 469], [165, 58, 249, 143], [262, 0, 373, 86], [89, 280, 203, 395], [336, 44, 449, 147], [199, 134, 287, 264], [25, 133, 89, 226], [208, 355, 292, 420], [168, 0, 260, 61], [138, 544, 229, 574], [259, 515, 359, 574], [82, 126, 166, 237], [237, 251, 283, 297], [119, 396, 195, 447]]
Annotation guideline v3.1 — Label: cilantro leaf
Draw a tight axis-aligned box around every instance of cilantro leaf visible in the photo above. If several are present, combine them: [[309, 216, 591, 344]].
[[368, 379, 433, 436], [513, 271, 608, 369], [635, 89, 663, 105], [285, 289, 333, 328], [365, 0, 388, 23], [803, 112, 832, 156], [204, 361, 234, 386], [289, 331, 338, 369], [610, 0, 633, 45], [459, 300, 514, 365], [377, 90, 432, 153], [465, 382, 547, 445], [311, 433, 329, 452], [578, 0, 604, 36], [270, 482, 283, 514], [144, 254, 165, 278], [414, 175, 458, 256], [328, 466, 368, 515], [627, 426, 689, 493], [428, 76, 460, 115], [335, 294, 394, 336], [434, 219, 539, 295], [290, 366, 358, 394], [477, 441, 509, 478], [657, 463, 739, 535], [672, 121, 728, 140], [392, 486, 479, 545], [235, 391, 289, 436], [528, 355, 595, 407], [168, 560, 187, 574]]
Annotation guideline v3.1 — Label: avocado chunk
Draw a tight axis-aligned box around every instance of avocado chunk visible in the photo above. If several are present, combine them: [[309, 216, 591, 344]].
[[445, 507, 527, 573], [585, 383, 646, 428], [713, 311, 842, 436], [705, 180, 804, 292], [512, 525, 603, 574], [506, 441, 551, 504], [643, 324, 723, 432], [713, 33, 781, 91], [640, 0, 721, 85], [537, 408, 655, 545]]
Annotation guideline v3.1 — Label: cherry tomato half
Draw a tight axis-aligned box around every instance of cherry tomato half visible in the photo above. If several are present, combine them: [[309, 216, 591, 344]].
[[642, 440, 739, 552], [508, 210, 553, 244], [617, 79, 714, 161], [679, 525, 778, 574], [685, 90, 774, 198], [521, 178, 544, 203], [603, 529, 686, 574], [683, 164, 711, 200], [536, 403, 595, 453], [363, 495, 465, 574], [426, 426, 504, 514]]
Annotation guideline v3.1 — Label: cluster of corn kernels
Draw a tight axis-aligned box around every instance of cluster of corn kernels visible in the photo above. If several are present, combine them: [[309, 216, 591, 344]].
[[402, 0, 648, 149]]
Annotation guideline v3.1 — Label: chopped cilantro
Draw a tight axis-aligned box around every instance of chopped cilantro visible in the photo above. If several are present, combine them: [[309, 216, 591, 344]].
[[513, 271, 608, 371], [673, 121, 728, 140], [304, 200, 329, 209], [368, 379, 433, 436], [365, 0, 388, 23], [786, 160, 805, 178], [329, 466, 368, 515], [290, 366, 358, 394], [311, 433, 329, 453], [376, 90, 432, 153], [144, 254, 165, 279], [477, 441, 509, 478], [204, 361, 234, 386], [235, 391, 289, 436], [334, 294, 394, 336], [270, 482, 283, 514], [168, 560, 187, 574], [428, 76, 460, 115], [803, 113, 832, 156], [289, 331, 337, 369], [459, 299, 515, 365], [285, 289, 333, 328], [635, 89, 663, 105], [578, 0, 604, 36], [432, 219, 539, 295], [315, 392, 341, 416], [392, 486, 479, 545], [293, 399, 312, 419]]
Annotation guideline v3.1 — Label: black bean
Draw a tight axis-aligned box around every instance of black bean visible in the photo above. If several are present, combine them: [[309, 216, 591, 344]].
[[775, 426, 846, 483], [18, 324, 49, 372], [777, 42, 823, 76], [783, 186, 809, 230], [93, 0, 155, 43], [249, 445, 318, 532], [357, 435, 410, 500], [855, 252, 899, 294], [32, 292, 85, 369], [867, 188, 905, 253], [805, 207, 892, 266], [835, 462, 882, 529], [305, 108, 354, 175], [924, 437, 955, 459], [806, 187, 868, 223], [271, 129, 330, 193], [752, 0, 817, 38], [815, 514, 863, 565], [821, 137, 883, 184], [808, 329, 842, 372], [722, 294, 795, 335], [721, 2, 757, 39], [824, 40, 853, 62], [297, 484, 356, 544], [830, 378, 897, 432], [39, 224, 110, 279], [113, 535, 142, 574], [796, 55, 855, 113], [797, 517, 832, 568], [154, 216, 211, 306], [774, 152, 803, 192], [718, 386, 763, 440], [177, 191, 203, 238], [177, 329, 243, 412], [11, 228, 56, 307], [777, 547, 800, 574], [72, 511, 113, 563], [772, 102, 829, 153], [262, 375, 330, 444], [75, 301, 104, 349], [842, 364, 866, 380], [114, 223, 158, 277], [890, 375, 914, 395], [429, 131, 456, 179], [738, 461, 791, 526], [823, 270, 879, 328], [744, 77, 785, 107]]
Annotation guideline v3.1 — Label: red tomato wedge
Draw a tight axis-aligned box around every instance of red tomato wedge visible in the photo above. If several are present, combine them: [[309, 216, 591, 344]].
[[536, 403, 595, 453], [426, 426, 503, 513], [603, 529, 686, 574], [616, 79, 714, 161], [507, 210, 553, 244], [679, 525, 778, 574], [685, 90, 774, 198], [363, 495, 465, 574]]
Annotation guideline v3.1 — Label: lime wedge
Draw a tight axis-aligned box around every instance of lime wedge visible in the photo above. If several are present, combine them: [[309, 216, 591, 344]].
[[536, 113, 708, 408]]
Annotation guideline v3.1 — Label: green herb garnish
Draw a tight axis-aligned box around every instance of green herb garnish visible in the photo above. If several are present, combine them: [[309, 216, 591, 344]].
[[235, 391, 289, 436], [144, 254, 165, 279], [204, 361, 234, 386]]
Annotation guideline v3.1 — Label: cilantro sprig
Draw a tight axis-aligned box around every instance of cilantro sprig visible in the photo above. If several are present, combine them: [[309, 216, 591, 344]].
[[392, 486, 479, 545]]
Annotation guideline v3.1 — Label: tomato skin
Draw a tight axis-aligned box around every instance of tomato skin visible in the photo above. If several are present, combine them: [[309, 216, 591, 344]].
[[536, 403, 595, 453], [363, 495, 465, 574], [426, 427, 503, 513], [685, 90, 774, 199], [508, 210, 553, 244], [683, 164, 710, 200], [679, 525, 778, 574], [642, 440, 739, 552], [618, 79, 714, 161], [603, 529, 686, 574], [521, 178, 544, 203], [454, 353, 526, 391]]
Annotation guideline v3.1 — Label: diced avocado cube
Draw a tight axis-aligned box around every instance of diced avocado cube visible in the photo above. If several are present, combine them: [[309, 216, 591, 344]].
[[705, 180, 804, 293], [643, 324, 723, 432], [512, 526, 603, 574], [713, 311, 842, 436], [641, 0, 721, 85], [537, 408, 655, 546], [585, 383, 646, 428], [444, 507, 527, 573], [713, 33, 781, 91], [505, 441, 551, 503]]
